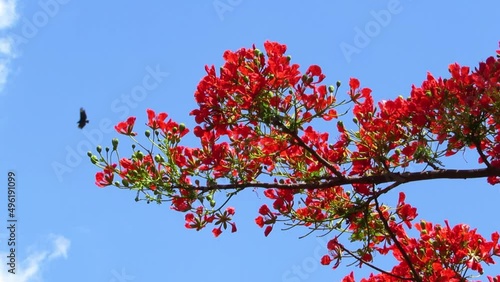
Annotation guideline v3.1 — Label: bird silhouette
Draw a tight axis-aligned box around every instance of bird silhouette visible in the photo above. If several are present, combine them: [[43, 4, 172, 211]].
[[77, 108, 89, 129]]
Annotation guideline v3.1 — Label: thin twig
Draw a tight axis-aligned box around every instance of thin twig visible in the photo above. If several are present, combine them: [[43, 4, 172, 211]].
[[373, 196, 422, 282], [339, 244, 414, 281], [278, 121, 345, 179]]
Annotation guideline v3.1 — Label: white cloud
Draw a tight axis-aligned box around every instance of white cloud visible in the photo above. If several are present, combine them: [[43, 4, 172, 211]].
[[0, 61, 8, 90], [0, 37, 13, 55], [0, 234, 71, 282], [47, 235, 70, 260], [0, 38, 14, 92], [0, 0, 18, 93], [0, 0, 18, 29]]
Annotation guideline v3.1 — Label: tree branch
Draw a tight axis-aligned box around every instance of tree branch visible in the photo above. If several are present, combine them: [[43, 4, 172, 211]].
[[277, 120, 345, 179], [176, 167, 500, 191], [373, 197, 421, 282], [339, 244, 414, 281]]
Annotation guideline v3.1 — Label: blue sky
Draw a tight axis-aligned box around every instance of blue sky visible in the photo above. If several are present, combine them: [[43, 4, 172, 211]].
[[0, 1, 499, 281]]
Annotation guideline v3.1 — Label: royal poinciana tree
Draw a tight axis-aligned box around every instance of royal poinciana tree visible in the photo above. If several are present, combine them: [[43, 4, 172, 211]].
[[89, 41, 500, 281]]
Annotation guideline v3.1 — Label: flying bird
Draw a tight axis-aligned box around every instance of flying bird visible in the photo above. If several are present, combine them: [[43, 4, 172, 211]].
[[77, 108, 89, 129]]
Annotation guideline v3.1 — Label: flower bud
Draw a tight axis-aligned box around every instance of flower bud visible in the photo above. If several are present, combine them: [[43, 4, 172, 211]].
[[135, 151, 144, 160], [154, 154, 165, 163], [112, 138, 119, 150], [145, 130, 151, 138], [420, 220, 427, 230], [328, 85, 335, 93], [336, 81, 341, 88], [96, 146, 102, 153], [90, 155, 99, 165]]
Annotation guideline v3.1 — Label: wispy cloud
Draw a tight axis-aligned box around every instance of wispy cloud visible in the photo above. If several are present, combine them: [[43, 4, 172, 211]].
[[0, 0, 18, 28], [0, 234, 71, 282], [0, 0, 18, 92]]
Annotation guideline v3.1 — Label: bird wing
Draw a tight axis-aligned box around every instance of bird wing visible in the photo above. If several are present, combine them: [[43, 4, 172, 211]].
[[80, 108, 87, 121]]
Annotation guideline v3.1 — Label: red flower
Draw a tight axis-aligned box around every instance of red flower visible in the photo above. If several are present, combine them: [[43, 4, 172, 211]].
[[184, 213, 197, 229], [263, 189, 277, 199], [396, 192, 418, 228], [115, 117, 137, 136], [226, 207, 235, 215], [146, 109, 168, 130], [171, 197, 191, 212], [320, 255, 332, 265], [264, 225, 273, 237], [229, 222, 237, 233], [258, 204, 271, 215], [305, 65, 326, 84], [212, 227, 222, 237], [327, 238, 339, 250], [349, 77, 360, 91], [342, 272, 355, 282], [95, 164, 116, 187], [352, 183, 372, 195], [488, 275, 500, 282], [255, 216, 265, 228]]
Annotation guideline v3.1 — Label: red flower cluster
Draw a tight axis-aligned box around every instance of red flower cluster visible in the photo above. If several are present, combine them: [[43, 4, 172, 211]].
[[347, 51, 500, 178], [185, 206, 215, 230], [89, 41, 500, 279], [185, 206, 237, 238], [146, 109, 189, 142], [341, 220, 500, 281], [255, 203, 278, 237], [319, 199, 500, 281], [211, 207, 237, 237], [189, 41, 347, 184]]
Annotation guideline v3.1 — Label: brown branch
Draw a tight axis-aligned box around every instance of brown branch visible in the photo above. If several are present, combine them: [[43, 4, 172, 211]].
[[373, 197, 421, 282], [277, 121, 345, 179], [474, 140, 492, 168], [183, 167, 500, 192], [339, 244, 414, 281]]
